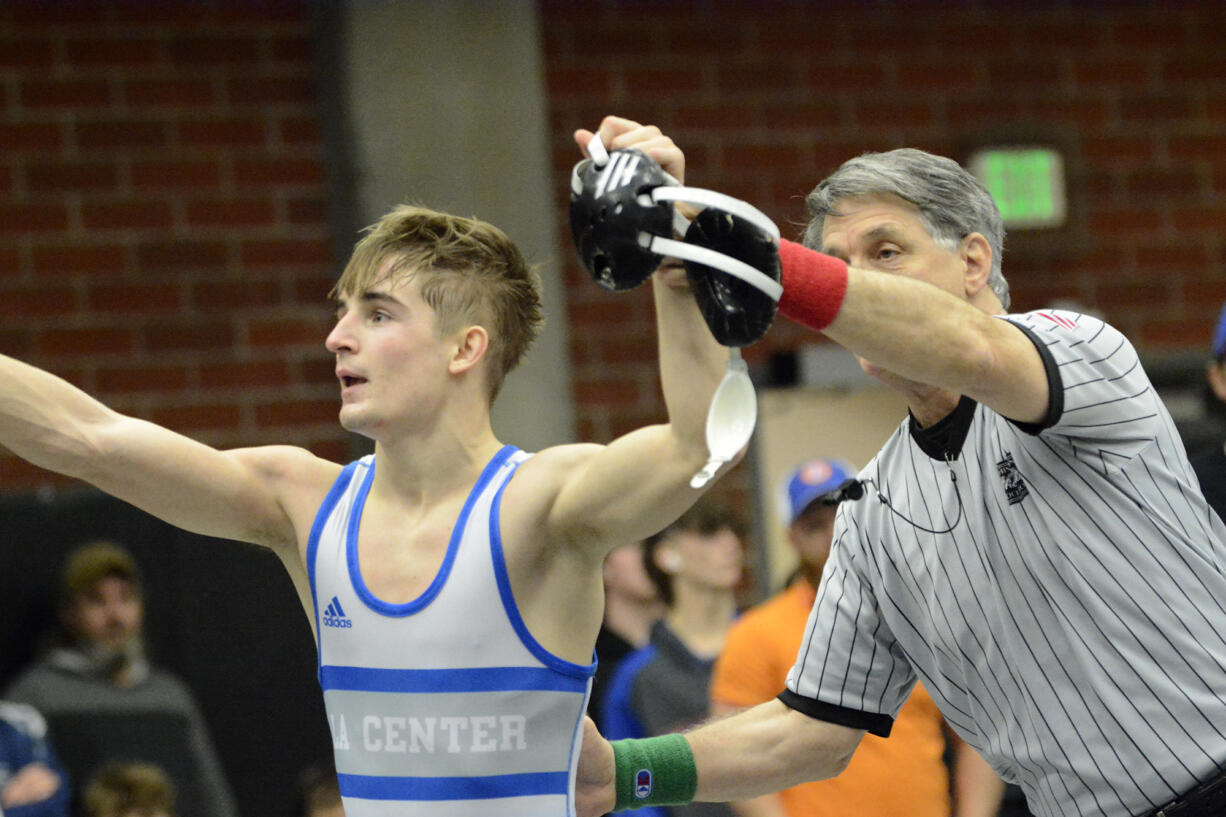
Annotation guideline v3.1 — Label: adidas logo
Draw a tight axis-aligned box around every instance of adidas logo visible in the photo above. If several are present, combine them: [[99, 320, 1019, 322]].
[[322, 596, 353, 629], [594, 150, 642, 198]]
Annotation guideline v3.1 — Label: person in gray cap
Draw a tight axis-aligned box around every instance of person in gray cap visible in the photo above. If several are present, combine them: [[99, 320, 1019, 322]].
[[4, 541, 237, 817]]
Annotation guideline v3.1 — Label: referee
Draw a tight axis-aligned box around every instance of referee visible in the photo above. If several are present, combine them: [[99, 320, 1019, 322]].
[[576, 140, 1226, 817]]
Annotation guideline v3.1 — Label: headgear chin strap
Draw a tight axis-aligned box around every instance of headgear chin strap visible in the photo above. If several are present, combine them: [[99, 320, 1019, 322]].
[[568, 136, 782, 487]]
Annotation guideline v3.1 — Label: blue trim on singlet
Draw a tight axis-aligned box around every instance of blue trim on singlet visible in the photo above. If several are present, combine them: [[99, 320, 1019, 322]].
[[488, 464, 597, 682], [338, 770, 569, 801], [319, 664, 589, 694], [346, 445, 518, 616], [308, 460, 362, 665]]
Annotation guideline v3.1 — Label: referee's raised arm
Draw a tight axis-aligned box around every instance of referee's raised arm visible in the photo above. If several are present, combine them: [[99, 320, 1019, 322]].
[[578, 134, 1226, 817]]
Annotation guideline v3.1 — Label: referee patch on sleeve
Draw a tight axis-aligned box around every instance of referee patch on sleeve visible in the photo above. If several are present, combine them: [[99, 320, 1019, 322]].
[[777, 689, 894, 738]]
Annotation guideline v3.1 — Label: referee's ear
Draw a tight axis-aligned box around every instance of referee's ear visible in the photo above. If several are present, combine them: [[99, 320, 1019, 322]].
[[959, 232, 993, 303]]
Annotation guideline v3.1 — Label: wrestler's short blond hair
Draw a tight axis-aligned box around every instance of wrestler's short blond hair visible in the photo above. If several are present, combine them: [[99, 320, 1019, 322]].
[[332, 205, 544, 402]]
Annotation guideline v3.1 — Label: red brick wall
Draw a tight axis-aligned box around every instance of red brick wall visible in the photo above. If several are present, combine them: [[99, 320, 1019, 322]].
[[542, 1, 1226, 505], [3, 2, 1223, 501], [0, 1, 339, 490]]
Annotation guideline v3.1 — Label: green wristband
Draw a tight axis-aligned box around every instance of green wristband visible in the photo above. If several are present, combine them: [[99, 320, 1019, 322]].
[[612, 734, 698, 811]]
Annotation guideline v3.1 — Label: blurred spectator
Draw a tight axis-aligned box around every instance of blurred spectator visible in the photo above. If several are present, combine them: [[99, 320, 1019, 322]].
[[589, 542, 665, 733], [711, 459, 1005, 817], [3, 541, 237, 817], [601, 499, 743, 817], [0, 700, 70, 817], [1185, 303, 1226, 519], [293, 759, 343, 817], [81, 763, 175, 817]]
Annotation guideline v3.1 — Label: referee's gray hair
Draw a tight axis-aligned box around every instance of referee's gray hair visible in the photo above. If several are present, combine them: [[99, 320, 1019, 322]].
[[802, 148, 1010, 311]]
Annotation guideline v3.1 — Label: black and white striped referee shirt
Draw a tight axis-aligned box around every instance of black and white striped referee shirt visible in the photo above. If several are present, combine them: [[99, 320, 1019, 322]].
[[783, 310, 1226, 817]]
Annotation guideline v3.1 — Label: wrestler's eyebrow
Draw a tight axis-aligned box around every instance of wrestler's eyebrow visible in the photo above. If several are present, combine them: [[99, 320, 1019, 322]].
[[333, 291, 403, 317], [357, 291, 403, 307]]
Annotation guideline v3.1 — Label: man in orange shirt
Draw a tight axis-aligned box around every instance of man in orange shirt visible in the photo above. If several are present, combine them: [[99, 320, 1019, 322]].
[[710, 459, 1004, 817]]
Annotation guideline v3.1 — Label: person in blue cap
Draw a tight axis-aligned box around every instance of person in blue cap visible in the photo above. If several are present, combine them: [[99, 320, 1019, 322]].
[[1186, 304, 1226, 520], [779, 458, 859, 588]]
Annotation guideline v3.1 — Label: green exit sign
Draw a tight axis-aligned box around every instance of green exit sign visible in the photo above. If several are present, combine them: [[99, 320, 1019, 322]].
[[968, 147, 1066, 229]]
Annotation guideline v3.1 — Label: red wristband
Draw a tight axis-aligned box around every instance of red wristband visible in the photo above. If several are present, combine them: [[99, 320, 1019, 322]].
[[777, 238, 849, 332]]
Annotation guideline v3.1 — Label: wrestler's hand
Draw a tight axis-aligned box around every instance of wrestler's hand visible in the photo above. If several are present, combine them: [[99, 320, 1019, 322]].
[[574, 114, 686, 186], [570, 116, 693, 292], [575, 715, 616, 817]]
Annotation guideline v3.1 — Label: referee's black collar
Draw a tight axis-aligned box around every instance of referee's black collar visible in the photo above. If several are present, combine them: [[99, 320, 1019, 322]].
[[908, 394, 977, 461]]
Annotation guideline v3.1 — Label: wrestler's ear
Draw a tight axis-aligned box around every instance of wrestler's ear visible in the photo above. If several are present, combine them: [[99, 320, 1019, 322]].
[[448, 325, 488, 376]]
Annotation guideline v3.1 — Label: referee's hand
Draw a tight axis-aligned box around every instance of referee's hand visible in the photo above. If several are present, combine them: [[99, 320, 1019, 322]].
[[576, 715, 616, 817]]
